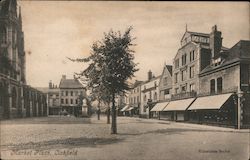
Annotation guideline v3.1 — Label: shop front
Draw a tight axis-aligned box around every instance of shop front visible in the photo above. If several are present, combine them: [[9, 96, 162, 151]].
[[163, 98, 196, 121], [187, 93, 236, 127]]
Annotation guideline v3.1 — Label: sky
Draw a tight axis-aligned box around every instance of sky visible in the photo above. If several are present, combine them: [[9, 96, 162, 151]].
[[18, 1, 249, 87]]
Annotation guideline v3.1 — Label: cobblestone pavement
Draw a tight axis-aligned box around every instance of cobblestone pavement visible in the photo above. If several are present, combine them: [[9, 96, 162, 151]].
[[1, 115, 249, 160]]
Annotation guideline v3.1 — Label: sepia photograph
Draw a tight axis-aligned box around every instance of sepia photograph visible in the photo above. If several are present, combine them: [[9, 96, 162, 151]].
[[0, 0, 250, 160]]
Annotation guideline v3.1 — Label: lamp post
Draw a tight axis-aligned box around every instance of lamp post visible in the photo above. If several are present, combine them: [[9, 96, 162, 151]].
[[237, 88, 244, 129]]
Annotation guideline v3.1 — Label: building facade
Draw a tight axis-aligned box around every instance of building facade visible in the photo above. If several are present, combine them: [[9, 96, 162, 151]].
[[172, 26, 228, 98], [159, 65, 172, 101], [0, 0, 47, 119], [59, 75, 87, 116], [124, 80, 143, 116], [140, 70, 160, 118]]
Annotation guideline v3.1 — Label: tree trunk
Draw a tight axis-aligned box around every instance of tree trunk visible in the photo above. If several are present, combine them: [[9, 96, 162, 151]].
[[107, 102, 110, 124], [97, 99, 100, 120], [111, 93, 117, 134]]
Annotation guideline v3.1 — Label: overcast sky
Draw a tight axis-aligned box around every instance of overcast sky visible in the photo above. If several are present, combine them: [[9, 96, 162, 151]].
[[18, 1, 249, 87]]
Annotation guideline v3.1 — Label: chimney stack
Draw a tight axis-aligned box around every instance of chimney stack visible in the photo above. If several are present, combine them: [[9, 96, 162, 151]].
[[49, 80, 52, 89], [62, 75, 66, 80], [209, 25, 223, 58], [148, 70, 153, 81]]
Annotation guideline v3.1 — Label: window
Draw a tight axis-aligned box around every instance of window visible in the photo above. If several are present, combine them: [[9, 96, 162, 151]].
[[66, 91, 68, 96], [175, 72, 178, 83], [190, 50, 195, 62], [164, 89, 170, 95], [71, 91, 73, 96], [175, 88, 179, 94], [137, 96, 139, 103], [175, 59, 179, 69], [181, 86, 186, 92], [154, 92, 157, 100], [75, 91, 78, 96], [61, 99, 64, 104], [144, 95, 147, 102], [190, 66, 195, 78], [0, 25, 7, 44], [182, 54, 187, 66], [210, 79, 215, 94], [66, 99, 68, 104], [217, 77, 223, 93], [75, 99, 78, 104], [190, 84, 195, 92], [61, 91, 64, 96], [134, 97, 136, 104], [181, 70, 186, 81], [70, 99, 73, 104]]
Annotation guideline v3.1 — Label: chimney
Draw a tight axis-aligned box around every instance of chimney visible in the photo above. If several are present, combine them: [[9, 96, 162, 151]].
[[49, 80, 52, 89], [148, 70, 153, 81], [62, 75, 66, 80], [209, 25, 223, 58]]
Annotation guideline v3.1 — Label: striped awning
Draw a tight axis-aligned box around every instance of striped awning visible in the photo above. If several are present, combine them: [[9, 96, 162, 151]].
[[120, 105, 130, 112], [163, 98, 196, 111], [150, 102, 169, 112], [188, 93, 232, 110]]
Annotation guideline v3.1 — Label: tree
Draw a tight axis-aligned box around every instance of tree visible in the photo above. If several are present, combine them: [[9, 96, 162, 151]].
[[70, 26, 138, 134]]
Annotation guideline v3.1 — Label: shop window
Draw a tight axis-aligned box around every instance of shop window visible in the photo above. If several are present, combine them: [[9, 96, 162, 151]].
[[217, 77, 223, 93], [210, 79, 215, 94]]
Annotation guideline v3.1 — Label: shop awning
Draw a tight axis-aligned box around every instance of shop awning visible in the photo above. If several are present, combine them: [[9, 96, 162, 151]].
[[163, 98, 196, 111], [121, 105, 130, 112], [150, 102, 169, 112], [127, 107, 134, 111], [188, 93, 232, 110]]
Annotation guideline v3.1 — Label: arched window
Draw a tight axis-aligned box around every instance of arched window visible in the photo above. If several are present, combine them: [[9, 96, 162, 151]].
[[0, 25, 7, 44]]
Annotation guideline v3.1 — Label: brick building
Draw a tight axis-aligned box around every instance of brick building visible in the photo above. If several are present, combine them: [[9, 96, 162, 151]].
[[0, 0, 47, 119]]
